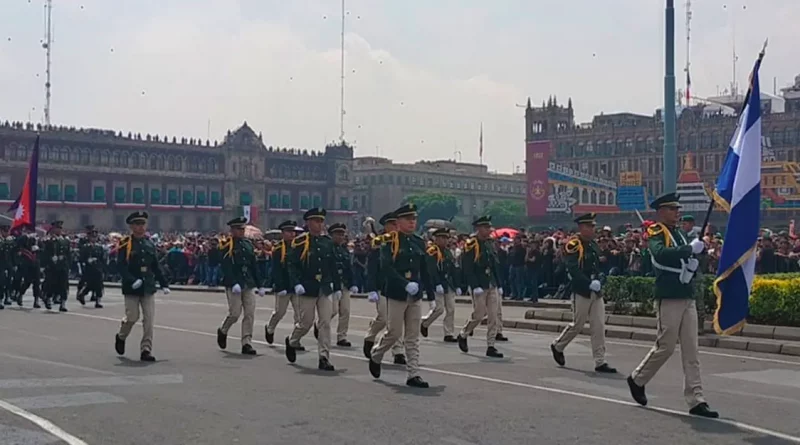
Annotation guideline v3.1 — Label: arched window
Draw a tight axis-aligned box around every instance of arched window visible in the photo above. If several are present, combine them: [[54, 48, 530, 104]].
[[100, 150, 110, 166], [209, 158, 217, 173], [132, 153, 140, 169], [113, 151, 120, 167], [139, 153, 147, 168], [157, 155, 165, 170], [92, 150, 101, 165], [168, 155, 175, 170], [81, 149, 90, 165], [338, 166, 349, 182], [581, 189, 588, 203], [60, 147, 69, 162], [150, 155, 157, 170], [175, 156, 182, 171], [608, 193, 615, 205], [121, 151, 129, 167], [599, 191, 607, 205], [71, 149, 80, 164], [590, 190, 597, 204]]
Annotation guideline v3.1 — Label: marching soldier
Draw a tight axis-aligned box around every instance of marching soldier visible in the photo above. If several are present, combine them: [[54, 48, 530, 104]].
[[77, 225, 106, 308], [216, 217, 266, 355], [627, 193, 719, 418], [362, 212, 406, 364], [456, 216, 504, 358], [550, 213, 616, 373], [42, 221, 71, 312], [0, 225, 10, 309], [264, 220, 303, 347], [11, 231, 41, 308], [284, 208, 339, 371], [421, 228, 459, 342], [114, 211, 170, 362], [368, 203, 434, 388], [326, 222, 358, 347]]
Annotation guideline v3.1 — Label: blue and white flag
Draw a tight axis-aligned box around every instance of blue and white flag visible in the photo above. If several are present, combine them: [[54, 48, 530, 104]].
[[712, 53, 764, 335]]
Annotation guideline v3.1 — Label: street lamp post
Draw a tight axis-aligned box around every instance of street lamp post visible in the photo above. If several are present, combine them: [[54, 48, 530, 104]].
[[663, 0, 677, 194]]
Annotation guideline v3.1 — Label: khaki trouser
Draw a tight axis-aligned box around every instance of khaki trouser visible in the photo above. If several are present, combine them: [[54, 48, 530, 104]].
[[330, 289, 351, 342], [364, 295, 405, 355], [371, 296, 422, 379], [118, 294, 155, 353], [422, 291, 456, 337], [220, 288, 257, 347], [553, 292, 607, 367], [631, 299, 705, 408], [266, 292, 300, 334], [289, 293, 333, 359], [460, 287, 499, 347], [497, 295, 504, 334]]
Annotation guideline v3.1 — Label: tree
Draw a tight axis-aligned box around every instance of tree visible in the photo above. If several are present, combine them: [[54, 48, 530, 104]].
[[402, 192, 459, 225], [483, 200, 528, 229]]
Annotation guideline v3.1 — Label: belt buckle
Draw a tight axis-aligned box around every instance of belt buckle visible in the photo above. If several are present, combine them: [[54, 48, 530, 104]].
[[315, 274, 322, 281], [404, 271, 411, 279], [140, 266, 148, 273]]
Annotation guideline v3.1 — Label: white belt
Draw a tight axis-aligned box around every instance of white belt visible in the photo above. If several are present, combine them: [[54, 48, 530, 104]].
[[651, 256, 696, 284], [650, 256, 682, 274]]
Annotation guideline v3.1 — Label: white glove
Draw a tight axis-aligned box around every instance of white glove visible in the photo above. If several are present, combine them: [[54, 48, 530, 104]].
[[405, 281, 419, 296], [498, 287, 504, 297], [258, 288, 266, 297], [686, 258, 699, 272], [87, 257, 96, 264], [690, 239, 705, 254], [265, 288, 273, 293], [162, 287, 171, 295], [367, 291, 379, 303], [456, 288, 462, 296], [589, 280, 602, 292], [51, 256, 58, 263], [294, 284, 306, 296], [472, 287, 484, 296], [435, 284, 444, 294], [349, 286, 358, 293], [277, 290, 287, 297], [131, 279, 143, 290], [31, 245, 39, 251], [232, 284, 242, 294], [333, 290, 342, 301]]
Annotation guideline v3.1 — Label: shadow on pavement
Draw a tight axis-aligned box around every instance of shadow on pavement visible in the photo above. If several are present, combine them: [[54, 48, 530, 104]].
[[374, 379, 446, 397], [221, 350, 260, 360], [561, 366, 627, 381], [291, 364, 348, 377], [115, 356, 166, 368]]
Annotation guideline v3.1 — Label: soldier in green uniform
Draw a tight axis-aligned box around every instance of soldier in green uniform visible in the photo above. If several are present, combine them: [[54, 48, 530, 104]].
[[456, 216, 504, 358], [77, 225, 106, 308], [114, 211, 171, 362], [284, 208, 339, 371], [627, 193, 719, 418], [42, 220, 71, 312], [325, 222, 358, 347], [216, 217, 266, 355], [368, 203, 434, 388], [264, 220, 303, 348], [421, 228, 459, 342], [362, 212, 406, 363], [0, 225, 9, 310], [11, 231, 41, 308], [550, 213, 616, 373]]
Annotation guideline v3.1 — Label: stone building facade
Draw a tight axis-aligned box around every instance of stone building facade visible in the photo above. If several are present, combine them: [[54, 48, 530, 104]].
[[0, 121, 356, 232]]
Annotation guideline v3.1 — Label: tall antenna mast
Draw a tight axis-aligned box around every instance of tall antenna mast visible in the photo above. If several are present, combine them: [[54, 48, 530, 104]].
[[684, 0, 692, 106], [43, 0, 53, 127], [339, 0, 346, 142]]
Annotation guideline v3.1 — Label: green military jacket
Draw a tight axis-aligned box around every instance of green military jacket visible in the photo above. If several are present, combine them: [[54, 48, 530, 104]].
[[425, 244, 460, 294], [270, 239, 293, 293], [219, 236, 263, 290], [117, 235, 169, 296], [0, 236, 13, 272], [647, 222, 694, 299], [333, 242, 354, 289], [380, 231, 433, 301], [365, 234, 386, 294], [42, 235, 71, 272], [461, 237, 501, 291], [563, 236, 601, 298], [288, 232, 339, 298], [79, 240, 106, 272]]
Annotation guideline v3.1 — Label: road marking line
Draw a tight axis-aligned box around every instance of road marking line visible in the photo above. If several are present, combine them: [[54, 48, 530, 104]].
[[0, 352, 116, 376], [0, 399, 88, 445], [0, 423, 61, 444], [6, 392, 125, 410], [0, 374, 183, 390], [64, 311, 800, 443]]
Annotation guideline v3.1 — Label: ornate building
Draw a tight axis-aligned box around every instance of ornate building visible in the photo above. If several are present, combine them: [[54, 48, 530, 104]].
[[0, 121, 355, 231]]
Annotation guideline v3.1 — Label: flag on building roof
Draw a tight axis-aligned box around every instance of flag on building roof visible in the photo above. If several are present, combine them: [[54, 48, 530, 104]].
[[479, 122, 483, 159], [711, 49, 765, 335], [8, 135, 40, 231]]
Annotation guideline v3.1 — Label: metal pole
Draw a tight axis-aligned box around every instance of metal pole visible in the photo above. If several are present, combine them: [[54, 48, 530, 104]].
[[663, 0, 677, 194], [339, 0, 346, 142], [43, 0, 53, 127]]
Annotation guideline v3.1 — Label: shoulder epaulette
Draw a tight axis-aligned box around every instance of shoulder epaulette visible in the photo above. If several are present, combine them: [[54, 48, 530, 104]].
[[647, 223, 665, 238], [117, 236, 133, 262], [426, 245, 438, 256], [370, 236, 382, 249], [464, 237, 481, 261], [564, 237, 581, 254], [291, 233, 309, 248], [292, 233, 310, 261]]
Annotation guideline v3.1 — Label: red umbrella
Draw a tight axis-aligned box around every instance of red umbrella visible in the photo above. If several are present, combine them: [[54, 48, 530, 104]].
[[491, 228, 518, 239]]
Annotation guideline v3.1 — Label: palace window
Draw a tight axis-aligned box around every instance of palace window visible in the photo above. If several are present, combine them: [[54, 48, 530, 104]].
[[210, 190, 222, 207], [312, 194, 322, 208], [132, 187, 145, 204], [64, 184, 76, 202], [300, 192, 310, 209], [0, 182, 8, 200], [46, 184, 60, 201], [196, 190, 207, 206], [114, 186, 126, 203], [182, 190, 194, 206], [150, 188, 162, 205], [168, 189, 179, 205], [268, 192, 279, 209], [340, 197, 349, 210], [239, 191, 252, 206], [281, 192, 291, 209], [92, 185, 105, 202]]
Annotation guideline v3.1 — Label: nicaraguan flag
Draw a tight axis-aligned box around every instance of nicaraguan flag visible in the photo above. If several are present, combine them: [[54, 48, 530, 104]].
[[711, 54, 764, 335]]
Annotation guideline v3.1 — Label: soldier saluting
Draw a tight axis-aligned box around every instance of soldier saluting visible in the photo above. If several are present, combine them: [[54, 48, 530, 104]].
[[627, 192, 718, 418], [77, 225, 106, 308], [42, 220, 70, 312], [456, 216, 504, 358], [114, 211, 170, 362], [284, 208, 339, 371], [264, 220, 303, 348], [550, 213, 616, 373], [216, 217, 266, 355], [421, 227, 459, 342]]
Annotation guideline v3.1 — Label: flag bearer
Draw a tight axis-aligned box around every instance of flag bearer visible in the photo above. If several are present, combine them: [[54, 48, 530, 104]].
[[550, 213, 616, 373], [421, 228, 458, 342], [627, 193, 719, 418], [217, 217, 266, 355], [11, 232, 41, 308], [264, 220, 303, 348]]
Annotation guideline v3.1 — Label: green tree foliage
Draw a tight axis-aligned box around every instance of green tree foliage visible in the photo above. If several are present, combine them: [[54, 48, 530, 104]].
[[483, 200, 528, 228], [402, 192, 459, 225]]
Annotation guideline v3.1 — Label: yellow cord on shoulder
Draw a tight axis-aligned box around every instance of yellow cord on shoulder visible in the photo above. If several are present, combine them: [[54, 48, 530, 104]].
[[118, 236, 132, 262], [426, 244, 443, 265], [564, 237, 585, 267], [292, 234, 310, 262], [388, 231, 400, 261], [648, 223, 673, 247]]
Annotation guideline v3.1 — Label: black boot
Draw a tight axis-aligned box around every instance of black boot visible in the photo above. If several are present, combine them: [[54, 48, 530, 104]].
[[77, 292, 86, 306], [33, 299, 41, 309], [420, 324, 429, 338], [59, 301, 67, 312], [550, 344, 565, 366], [443, 335, 457, 343], [369, 358, 381, 378], [114, 334, 125, 355], [595, 363, 617, 374], [336, 339, 351, 347], [295, 344, 306, 352], [217, 328, 227, 349], [140, 350, 156, 362], [94, 301, 103, 309], [457, 334, 469, 353], [318, 357, 335, 371], [265, 326, 274, 345], [393, 354, 407, 365], [313, 323, 319, 340], [627, 376, 647, 406], [689, 403, 719, 418], [495, 333, 509, 342], [486, 347, 504, 358], [241, 344, 257, 355], [406, 376, 429, 388], [44, 298, 52, 310], [285, 337, 297, 363], [363, 340, 374, 359]]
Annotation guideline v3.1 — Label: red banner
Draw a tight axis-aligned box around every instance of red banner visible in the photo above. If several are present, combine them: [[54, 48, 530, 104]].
[[526, 141, 551, 217]]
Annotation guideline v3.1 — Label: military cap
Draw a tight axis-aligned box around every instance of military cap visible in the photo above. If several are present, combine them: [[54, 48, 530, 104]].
[[328, 223, 347, 234], [278, 220, 297, 231], [125, 211, 149, 224], [303, 207, 326, 221], [379, 212, 397, 226], [0, 224, 9, 231], [394, 203, 418, 218], [472, 215, 492, 227], [295, 226, 307, 233], [680, 215, 695, 222], [650, 192, 682, 210], [432, 228, 450, 237], [227, 216, 248, 228], [85, 224, 97, 234], [50, 220, 64, 228], [573, 213, 596, 225]]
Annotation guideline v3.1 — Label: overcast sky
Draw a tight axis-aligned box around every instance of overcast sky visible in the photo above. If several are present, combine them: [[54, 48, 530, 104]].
[[1, 0, 796, 173]]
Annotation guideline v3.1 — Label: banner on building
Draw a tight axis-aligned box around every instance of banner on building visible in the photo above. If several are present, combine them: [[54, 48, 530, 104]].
[[526, 141, 551, 217], [238, 205, 259, 225]]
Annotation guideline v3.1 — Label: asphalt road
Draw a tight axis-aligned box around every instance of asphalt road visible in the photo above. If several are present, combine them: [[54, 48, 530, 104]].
[[1, 289, 800, 445]]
